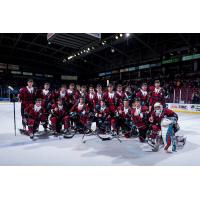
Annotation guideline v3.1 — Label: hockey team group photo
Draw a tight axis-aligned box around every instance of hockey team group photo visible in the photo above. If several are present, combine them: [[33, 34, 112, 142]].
[[0, 33, 200, 166]]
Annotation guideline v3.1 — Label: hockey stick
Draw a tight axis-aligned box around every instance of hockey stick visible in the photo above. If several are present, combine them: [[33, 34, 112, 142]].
[[13, 100, 17, 136], [8, 86, 17, 136], [63, 132, 77, 139]]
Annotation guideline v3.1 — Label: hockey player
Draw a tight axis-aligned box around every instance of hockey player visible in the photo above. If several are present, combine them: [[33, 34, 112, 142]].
[[124, 86, 133, 104], [131, 98, 149, 142], [103, 83, 117, 114], [95, 84, 103, 106], [86, 86, 96, 112], [53, 84, 69, 109], [70, 96, 90, 131], [18, 79, 36, 130], [116, 99, 132, 136], [148, 102, 184, 152], [36, 82, 52, 131], [149, 80, 166, 111], [67, 83, 79, 109], [50, 98, 70, 135], [24, 98, 46, 139], [115, 84, 125, 106], [79, 85, 87, 100], [136, 83, 149, 106], [95, 99, 110, 133]]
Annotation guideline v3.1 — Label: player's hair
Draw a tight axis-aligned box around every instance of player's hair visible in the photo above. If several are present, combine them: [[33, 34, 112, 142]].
[[69, 83, 75, 86], [27, 78, 33, 83], [61, 84, 66, 88]]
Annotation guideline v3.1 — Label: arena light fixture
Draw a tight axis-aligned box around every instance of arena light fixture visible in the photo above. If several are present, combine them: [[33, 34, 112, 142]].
[[125, 33, 130, 37], [111, 48, 115, 53], [68, 56, 73, 60], [88, 48, 90, 51], [115, 35, 119, 39], [120, 33, 123, 37]]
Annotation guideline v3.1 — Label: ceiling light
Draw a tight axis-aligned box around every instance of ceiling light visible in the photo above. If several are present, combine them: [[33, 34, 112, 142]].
[[63, 59, 67, 62], [120, 33, 123, 37], [111, 48, 115, 53], [67, 56, 73, 60], [115, 36, 119, 39], [92, 46, 95, 49], [78, 53, 80, 55], [125, 33, 130, 37], [88, 48, 90, 51]]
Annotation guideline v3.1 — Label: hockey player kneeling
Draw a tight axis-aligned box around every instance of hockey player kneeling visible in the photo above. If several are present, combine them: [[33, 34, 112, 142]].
[[131, 98, 149, 141], [23, 98, 47, 139], [95, 100, 111, 134], [70, 97, 90, 133], [116, 99, 132, 137], [50, 98, 70, 136], [149, 102, 186, 152]]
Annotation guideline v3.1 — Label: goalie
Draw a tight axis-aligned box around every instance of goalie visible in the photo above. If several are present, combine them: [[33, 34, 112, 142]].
[[149, 102, 186, 152]]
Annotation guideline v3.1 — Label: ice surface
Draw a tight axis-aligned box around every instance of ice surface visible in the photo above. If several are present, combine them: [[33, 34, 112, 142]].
[[0, 102, 200, 166]]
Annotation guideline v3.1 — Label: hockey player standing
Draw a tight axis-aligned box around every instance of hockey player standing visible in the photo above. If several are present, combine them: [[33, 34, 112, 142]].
[[18, 79, 36, 130], [36, 82, 53, 131], [149, 80, 166, 111], [136, 83, 149, 106]]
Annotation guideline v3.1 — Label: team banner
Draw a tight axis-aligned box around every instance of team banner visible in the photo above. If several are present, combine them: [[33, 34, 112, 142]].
[[167, 103, 200, 113]]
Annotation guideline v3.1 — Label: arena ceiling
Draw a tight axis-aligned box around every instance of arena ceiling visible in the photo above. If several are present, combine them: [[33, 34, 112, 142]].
[[0, 33, 200, 77]]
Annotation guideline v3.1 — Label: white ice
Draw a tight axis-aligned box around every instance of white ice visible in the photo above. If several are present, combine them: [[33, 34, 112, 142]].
[[0, 102, 200, 166]]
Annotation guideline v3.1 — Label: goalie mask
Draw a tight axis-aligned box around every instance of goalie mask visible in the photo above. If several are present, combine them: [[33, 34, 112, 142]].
[[154, 102, 163, 116], [161, 118, 172, 127]]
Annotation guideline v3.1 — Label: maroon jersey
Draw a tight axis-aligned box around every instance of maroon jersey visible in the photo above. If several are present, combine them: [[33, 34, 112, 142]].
[[36, 89, 52, 107], [150, 108, 177, 125], [136, 89, 149, 106], [86, 92, 97, 109], [51, 104, 67, 118], [79, 91, 87, 98], [96, 105, 110, 118], [70, 102, 89, 115], [95, 92, 103, 105], [117, 106, 131, 119], [19, 87, 36, 108], [131, 106, 148, 130], [115, 91, 125, 106], [67, 89, 79, 105], [24, 104, 45, 120], [103, 91, 117, 113], [70, 102, 90, 124], [53, 90, 69, 103], [149, 86, 165, 106]]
